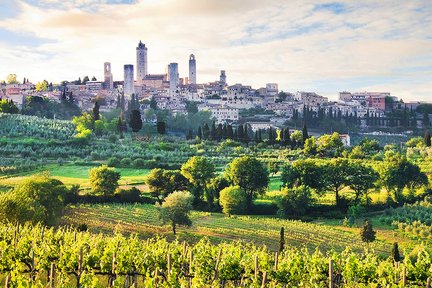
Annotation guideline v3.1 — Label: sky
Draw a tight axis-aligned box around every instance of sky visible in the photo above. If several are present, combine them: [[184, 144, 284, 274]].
[[0, 0, 431, 101]]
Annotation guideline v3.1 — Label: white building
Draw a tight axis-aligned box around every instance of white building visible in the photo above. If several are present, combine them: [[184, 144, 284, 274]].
[[198, 105, 239, 123]]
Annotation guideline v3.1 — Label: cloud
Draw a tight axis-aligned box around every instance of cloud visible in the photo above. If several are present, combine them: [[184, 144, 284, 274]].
[[0, 0, 431, 101]]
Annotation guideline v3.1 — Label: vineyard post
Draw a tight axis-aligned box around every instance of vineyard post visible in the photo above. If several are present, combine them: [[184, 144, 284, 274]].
[[402, 266, 406, 286], [41, 226, 45, 242], [189, 250, 193, 287], [329, 258, 334, 288], [214, 249, 222, 280], [167, 253, 172, 275], [77, 246, 83, 287], [4, 274, 11, 288], [274, 252, 279, 271], [261, 271, 267, 288], [49, 263, 55, 288], [395, 261, 400, 284], [254, 255, 259, 280], [427, 277, 430, 288]]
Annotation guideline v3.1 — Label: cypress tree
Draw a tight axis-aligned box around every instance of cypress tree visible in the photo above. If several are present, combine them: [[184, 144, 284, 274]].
[[360, 219, 376, 243], [283, 128, 291, 146], [157, 121, 166, 134], [302, 124, 309, 143], [258, 129, 262, 142], [227, 125, 234, 139], [222, 124, 228, 140], [243, 124, 249, 142], [279, 227, 285, 253], [255, 131, 259, 143], [216, 124, 223, 141], [237, 125, 244, 141], [210, 122, 217, 140], [187, 129, 193, 140], [392, 242, 401, 262], [203, 123, 210, 140], [268, 127, 274, 144], [93, 101, 100, 121], [197, 126, 203, 139], [129, 110, 143, 132]]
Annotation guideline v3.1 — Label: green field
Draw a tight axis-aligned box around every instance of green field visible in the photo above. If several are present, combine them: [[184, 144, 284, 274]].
[[62, 203, 392, 255], [0, 164, 151, 193]]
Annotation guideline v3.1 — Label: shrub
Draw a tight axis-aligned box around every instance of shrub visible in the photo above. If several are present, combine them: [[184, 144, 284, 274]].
[[107, 157, 120, 167], [120, 157, 132, 167], [219, 186, 247, 215]]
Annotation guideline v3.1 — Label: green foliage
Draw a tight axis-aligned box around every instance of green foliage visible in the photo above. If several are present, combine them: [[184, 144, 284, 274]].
[[406, 136, 426, 148], [0, 174, 68, 225], [347, 162, 379, 205], [360, 219, 376, 243], [303, 136, 317, 155], [317, 132, 343, 157], [129, 109, 143, 132], [219, 185, 247, 215], [0, 99, 19, 114], [392, 242, 401, 262], [225, 156, 269, 209], [145, 168, 188, 204], [277, 185, 312, 217], [159, 191, 194, 235], [89, 165, 120, 196], [181, 156, 215, 202]]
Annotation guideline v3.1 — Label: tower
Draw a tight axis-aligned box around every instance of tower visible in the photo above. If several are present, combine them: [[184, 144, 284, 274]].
[[103, 62, 113, 90], [167, 63, 179, 96], [136, 40, 148, 85], [220, 70, 226, 84], [124, 64, 134, 96], [189, 54, 196, 85]]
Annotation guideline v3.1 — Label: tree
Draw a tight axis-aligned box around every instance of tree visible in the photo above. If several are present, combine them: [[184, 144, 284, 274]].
[[282, 159, 327, 193], [219, 186, 247, 215], [225, 156, 269, 210], [0, 174, 68, 225], [268, 161, 279, 176], [89, 165, 120, 196], [93, 101, 100, 121], [6, 74, 18, 84], [347, 162, 379, 205], [157, 121, 166, 134], [279, 227, 285, 253], [203, 123, 210, 139], [277, 185, 312, 217], [323, 158, 351, 207], [91, 76, 97, 81], [129, 110, 143, 132], [424, 131, 431, 147], [0, 99, 19, 114], [159, 191, 194, 235], [82, 76, 90, 84], [303, 136, 317, 156], [379, 152, 428, 203], [145, 169, 188, 205], [197, 126, 203, 139], [317, 132, 343, 157], [181, 156, 215, 203], [360, 219, 376, 243], [392, 242, 401, 262], [302, 124, 309, 143]]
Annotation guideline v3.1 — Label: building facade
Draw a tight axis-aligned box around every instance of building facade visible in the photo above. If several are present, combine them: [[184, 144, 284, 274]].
[[189, 54, 196, 85], [136, 41, 148, 85], [103, 62, 113, 90], [167, 63, 179, 96], [124, 64, 134, 96]]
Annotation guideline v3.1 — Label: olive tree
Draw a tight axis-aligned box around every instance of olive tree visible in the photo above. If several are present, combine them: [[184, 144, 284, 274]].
[[159, 191, 194, 235]]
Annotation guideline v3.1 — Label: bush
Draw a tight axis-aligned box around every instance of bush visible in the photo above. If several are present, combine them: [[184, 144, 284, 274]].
[[132, 158, 145, 168], [120, 157, 132, 167], [219, 186, 248, 215], [0, 174, 68, 225], [277, 185, 312, 217], [89, 165, 120, 196], [107, 157, 120, 167], [115, 187, 142, 202]]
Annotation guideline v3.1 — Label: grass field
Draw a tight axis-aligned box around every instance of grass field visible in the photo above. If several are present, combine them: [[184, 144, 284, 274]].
[[62, 203, 393, 255], [0, 164, 151, 191]]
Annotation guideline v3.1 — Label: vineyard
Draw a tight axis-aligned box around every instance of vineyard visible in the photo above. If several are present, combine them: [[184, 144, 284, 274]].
[[62, 203, 391, 254], [380, 200, 432, 241], [1, 223, 431, 287], [0, 113, 75, 140]]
